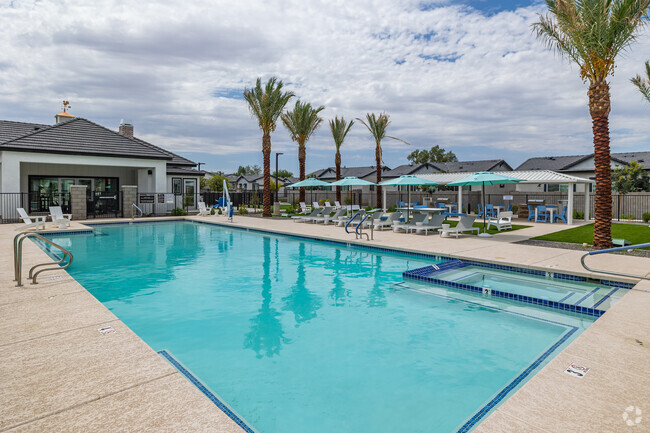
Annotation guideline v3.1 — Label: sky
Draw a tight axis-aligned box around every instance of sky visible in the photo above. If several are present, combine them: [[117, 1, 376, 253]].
[[0, 0, 649, 175]]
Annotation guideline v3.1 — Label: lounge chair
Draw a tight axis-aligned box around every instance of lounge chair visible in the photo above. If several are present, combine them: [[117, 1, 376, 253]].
[[49, 206, 72, 228], [487, 211, 513, 231], [292, 207, 321, 222], [413, 214, 446, 236], [324, 201, 332, 207], [396, 212, 427, 233], [324, 208, 346, 225], [334, 201, 342, 209], [439, 216, 480, 238], [374, 211, 403, 230], [299, 202, 311, 214], [15, 208, 46, 231], [362, 211, 384, 228], [341, 210, 366, 227], [312, 202, 321, 209], [310, 207, 335, 223], [197, 202, 211, 216]]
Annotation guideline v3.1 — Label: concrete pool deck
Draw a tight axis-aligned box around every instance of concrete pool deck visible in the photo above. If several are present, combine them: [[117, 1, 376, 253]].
[[1, 215, 648, 432]]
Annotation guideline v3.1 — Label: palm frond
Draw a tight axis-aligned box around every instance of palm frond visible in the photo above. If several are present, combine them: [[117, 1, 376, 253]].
[[329, 116, 354, 150], [631, 60, 650, 103], [243, 77, 295, 133], [281, 100, 325, 145]]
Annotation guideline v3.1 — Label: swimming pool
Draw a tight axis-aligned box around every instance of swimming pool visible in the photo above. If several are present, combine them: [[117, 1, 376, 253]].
[[43, 221, 595, 433]]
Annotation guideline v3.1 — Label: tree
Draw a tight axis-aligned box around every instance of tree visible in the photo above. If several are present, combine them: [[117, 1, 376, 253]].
[[243, 77, 295, 217], [201, 174, 231, 192], [631, 60, 650, 103], [612, 161, 650, 193], [532, 0, 650, 249], [272, 169, 293, 178], [235, 165, 261, 176], [406, 145, 458, 164], [357, 113, 408, 208], [329, 116, 354, 203], [281, 100, 325, 203]]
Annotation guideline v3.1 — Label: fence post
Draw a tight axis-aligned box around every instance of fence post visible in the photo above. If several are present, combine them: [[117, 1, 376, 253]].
[[122, 185, 138, 218], [70, 185, 87, 221]]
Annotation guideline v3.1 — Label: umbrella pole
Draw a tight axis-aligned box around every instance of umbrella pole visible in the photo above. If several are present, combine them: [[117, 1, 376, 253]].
[[477, 181, 492, 237], [408, 188, 411, 221]]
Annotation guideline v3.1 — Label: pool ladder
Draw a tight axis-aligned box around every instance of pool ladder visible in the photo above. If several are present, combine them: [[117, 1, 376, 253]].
[[581, 242, 650, 281], [132, 203, 143, 220], [13, 232, 73, 287]]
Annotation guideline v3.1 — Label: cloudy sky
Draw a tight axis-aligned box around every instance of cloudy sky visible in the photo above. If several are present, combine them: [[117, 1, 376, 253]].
[[1, 0, 649, 175]]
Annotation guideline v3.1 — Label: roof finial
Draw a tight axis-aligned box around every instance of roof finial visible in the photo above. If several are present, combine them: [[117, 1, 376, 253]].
[[62, 100, 71, 113]]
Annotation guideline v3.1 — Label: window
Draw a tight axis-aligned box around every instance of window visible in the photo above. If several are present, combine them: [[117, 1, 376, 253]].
[[172, 178, 182, 194], [184, 179, 196, 206]]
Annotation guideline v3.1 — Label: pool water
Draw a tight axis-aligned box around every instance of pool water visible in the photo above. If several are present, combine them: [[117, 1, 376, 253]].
[[44, 221, 594, 433]]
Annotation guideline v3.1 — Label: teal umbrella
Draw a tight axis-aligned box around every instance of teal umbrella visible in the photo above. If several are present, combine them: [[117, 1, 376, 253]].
[[380, 175, 439, 219], [286, 178, 331, 206], [448, 172, 522, 237], [329, 177, 375, 209]]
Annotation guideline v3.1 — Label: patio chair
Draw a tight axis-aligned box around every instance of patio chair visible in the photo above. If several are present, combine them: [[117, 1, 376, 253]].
[[292, 207, 321, 222], [397, 212, 428, 233], [527, 205, 535, 221], [396, 201, 407, 208], [334, 201, 342, 209], [325, 201, 332, 207], [323, 208, 346, 225], [49, 206, 72, 228], [312, 202, 321, 209], [362, 211, 384, 228], [298, 202, 311, 214], [341, 210, 366, 227], [15, 208, 46, 231], [374, 211, 403, 230], [197, 202, 211, 216], [477, 203, 484, 218], [536, 206, 550, 223], [485, 204, 496, 218], [506, 204, 512, 212], [553, 205, 568, 224], [309, 207, 335, 223], [413, 213, 446, 236], [439, 216, 480, 238], [487, 211, 513, 231]]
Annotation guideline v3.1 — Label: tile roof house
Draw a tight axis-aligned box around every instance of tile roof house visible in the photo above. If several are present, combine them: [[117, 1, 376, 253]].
[[0, 112, 204, 217], [383, 160, 512, 179]]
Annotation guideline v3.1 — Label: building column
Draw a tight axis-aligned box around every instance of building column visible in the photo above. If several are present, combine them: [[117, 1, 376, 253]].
[[122, 185, 138, 218], [383, 188, 387, 212], [69, 185, 87, 221], [584, 187, 590, 221], [567, 183, 574, 225], [457, 186, 463, 214]]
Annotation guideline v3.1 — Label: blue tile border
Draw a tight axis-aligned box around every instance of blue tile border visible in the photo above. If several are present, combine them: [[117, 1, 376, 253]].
[[158, 350, 257, 433], [591, 287, 620, 309]]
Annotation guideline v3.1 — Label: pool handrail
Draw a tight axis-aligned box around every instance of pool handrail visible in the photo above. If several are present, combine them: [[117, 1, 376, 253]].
[[132, 203, 143, 219], [355, 213, 372, 240], [580, 242, 650, 281], [345, 211, 362, 234], [14, 231, 73, 286]]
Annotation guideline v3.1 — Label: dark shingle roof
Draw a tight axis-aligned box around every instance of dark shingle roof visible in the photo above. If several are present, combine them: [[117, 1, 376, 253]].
[[310, 165, 390, 179], [384, 162, 440, 177], [0, 118, 171, 160], [166, 166, 205, 175], [516, 152, 650, 171], [0, 120, 49, 143], [434, 159, 512, 173]]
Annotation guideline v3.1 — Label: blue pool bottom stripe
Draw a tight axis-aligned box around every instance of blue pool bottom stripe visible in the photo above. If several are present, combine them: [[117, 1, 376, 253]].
[[591, 287, 619, 309], [158, 350, 257, 433]]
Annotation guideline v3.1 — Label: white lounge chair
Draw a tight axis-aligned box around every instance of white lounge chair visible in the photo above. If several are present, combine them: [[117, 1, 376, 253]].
[[310, 207, 335, 223], [414, 214, 446, 236], [197, 202, 211, 216], [402, 212, 429, 233], [312, 202, 321, 209], [487, 211, 513, 231], [292, 207, 321, 222], [334, 201, 342, 209], [341, 210, 366, 227], [323, 208, 346, 225], [15, 208, 46, 231], [362, 211, 384, 228], [49, 206, 72, 228], [439, 216, 480, 238], [324, 201, 332, 207], [374, 212, 403, 230], [298, 202, 311, 214]]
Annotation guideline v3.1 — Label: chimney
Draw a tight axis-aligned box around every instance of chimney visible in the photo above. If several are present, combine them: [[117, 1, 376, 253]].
[[119, 119, 133, 138]]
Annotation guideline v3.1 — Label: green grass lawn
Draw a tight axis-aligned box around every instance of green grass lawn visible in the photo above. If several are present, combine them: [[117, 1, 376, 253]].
[[532, 223, 650, 248], [444, 220, 530, 235]]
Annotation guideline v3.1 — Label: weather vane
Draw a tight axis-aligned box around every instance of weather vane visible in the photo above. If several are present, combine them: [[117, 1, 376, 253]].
[[62, 100, 71, 113]]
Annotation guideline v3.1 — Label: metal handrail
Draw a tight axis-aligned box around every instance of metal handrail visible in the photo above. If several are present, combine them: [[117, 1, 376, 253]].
[[580, 242, 650, 281], [355, 214, 372, 240], [344, 211, 362, 234], [14, 232, 73, 286], [132, 203, 143, 220]]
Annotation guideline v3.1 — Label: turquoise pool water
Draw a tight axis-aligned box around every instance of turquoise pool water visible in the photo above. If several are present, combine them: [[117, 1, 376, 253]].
[[45, 221, 593, 433]]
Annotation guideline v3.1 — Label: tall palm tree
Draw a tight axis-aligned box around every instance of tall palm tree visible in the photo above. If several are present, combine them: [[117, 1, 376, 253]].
[[532, 0, 650, 249], [631, 60, 650, 103], [281, 101, 325, 203], [243, 77, 295, 217], [329, 117, 354, 203], [357, 113, 408, 208]]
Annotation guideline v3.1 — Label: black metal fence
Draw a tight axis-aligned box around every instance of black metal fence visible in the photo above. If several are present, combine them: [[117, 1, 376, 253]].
[[86, 191, 122, 219], [136, 192, 203, 216], [0, 192, 71, 223]]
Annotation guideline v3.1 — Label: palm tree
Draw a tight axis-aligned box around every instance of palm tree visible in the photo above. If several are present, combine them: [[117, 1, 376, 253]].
[[532, 0, 650, 249], [329, 117, 355, 203], [281, 101, 325, 203], [357, 113, 408, 208], [243, 77, 295, 217], [631, 60, 650, 103]]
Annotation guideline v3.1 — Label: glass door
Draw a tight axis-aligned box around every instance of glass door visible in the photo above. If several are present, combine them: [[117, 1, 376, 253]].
[[184, 179, 196, 207]]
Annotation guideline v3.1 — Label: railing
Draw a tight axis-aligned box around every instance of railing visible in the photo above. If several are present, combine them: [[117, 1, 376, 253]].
[[14, 232, 73, 286], [581, 243, 650, 281], [132, 203, 143, 219], [345, 211, 362, 235], [355, 213, 372, 241]]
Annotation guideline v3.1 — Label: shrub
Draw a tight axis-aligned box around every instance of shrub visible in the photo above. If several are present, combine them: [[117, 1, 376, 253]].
[[388, 205, 397, 212], [364, 205, 373, 212], [511, 205, 519, 214], [343, 197, 352, 205], [238, 206, 248, 215], [619, 214, 635, 221], [210, 208, 215, 215], [573, 210, 585, 220], [642, 212, 650, 223], [218, 208, 223, 215], [171, 207, 187, 216]]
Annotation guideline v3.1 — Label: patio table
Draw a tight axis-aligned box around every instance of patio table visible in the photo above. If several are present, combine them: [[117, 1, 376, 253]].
[[534, 206, 555, 223], [445, 204, 457, 213]]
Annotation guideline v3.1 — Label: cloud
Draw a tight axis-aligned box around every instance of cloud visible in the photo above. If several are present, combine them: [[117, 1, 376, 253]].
[[0, 0, 648, 174]]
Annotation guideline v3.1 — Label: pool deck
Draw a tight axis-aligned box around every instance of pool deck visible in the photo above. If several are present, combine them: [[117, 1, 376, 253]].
[[1, 215, 648, 432]]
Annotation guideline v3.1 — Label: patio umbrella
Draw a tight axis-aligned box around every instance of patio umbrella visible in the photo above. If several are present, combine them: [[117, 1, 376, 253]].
[[286, 178, 331, 207], [329, 177, 376, 208], [379, 175, 439, 220], [447, 172, 522, 237]]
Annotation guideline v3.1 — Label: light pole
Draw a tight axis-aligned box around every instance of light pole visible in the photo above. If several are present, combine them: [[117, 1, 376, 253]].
[[275, 152, 283, 206]]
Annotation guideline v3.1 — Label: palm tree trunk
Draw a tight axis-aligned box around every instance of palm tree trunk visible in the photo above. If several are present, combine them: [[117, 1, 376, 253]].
[[299, 142, 306, 203], [335, 151, 341, 203], [589, 81, 613, 249], [262, 132, 272, 217], [376, 142, 382, 208]]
